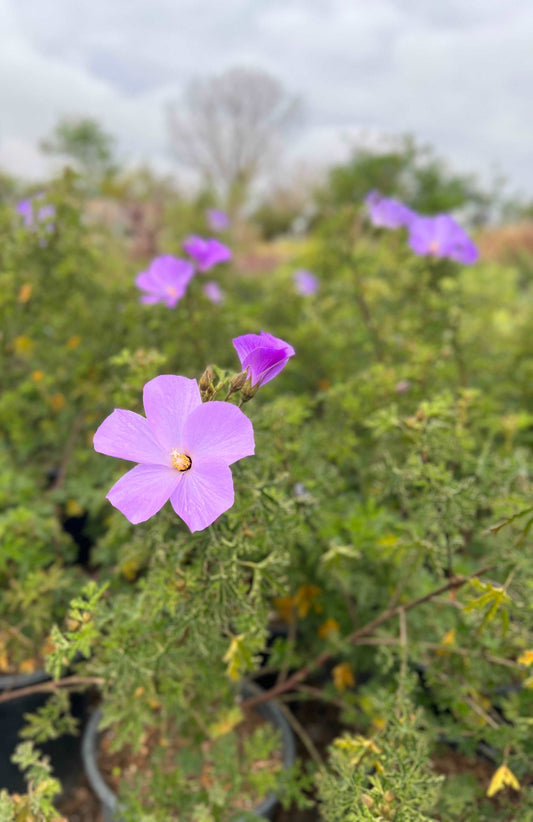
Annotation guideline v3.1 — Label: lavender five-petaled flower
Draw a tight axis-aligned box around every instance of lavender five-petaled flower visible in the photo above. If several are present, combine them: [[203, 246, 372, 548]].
[[93, 375, 255, 531], [294, 269, 319, 296], [407, 214, 478, 264], [365, 190, 414, 229], [16, 196, 55, 230], [206, 208, 230, 232], [232, 331, 295, 388], [203, 281, 224, 304], [135, 256, 195, 308], [183, 235, 232, 272]]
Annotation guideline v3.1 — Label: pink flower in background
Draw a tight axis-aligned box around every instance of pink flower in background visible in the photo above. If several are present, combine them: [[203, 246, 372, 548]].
[[203, 281, 224, 304], [365, 190, 415, 229], [94, 375, 255, 531], [206, 209, 230, 232], [135, 256, 195, 308], [16, 195, 55, 230], [232, 331, 295, 387], [294, 269, 319, 296], [183, 235, 232, 272], [408, 214, 478, 264]]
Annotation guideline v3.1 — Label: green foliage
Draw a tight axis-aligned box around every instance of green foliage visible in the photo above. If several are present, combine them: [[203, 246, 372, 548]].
[[0, 743, 62, 822], [40, 117, 118, 183], [1, 159, 532, 820], [317, 135, 491, 221], [318, 688, 442, 821]]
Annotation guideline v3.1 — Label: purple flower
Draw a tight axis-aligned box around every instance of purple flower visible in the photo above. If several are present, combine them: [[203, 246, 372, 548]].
[[206, 208, 230, 232], [183, 235, 232, 272], [94, 375, 255, 531], [365, 190, 414, 229], [408, 214, 478, 264], [16, 195, 55, 230], [203, 281, 224, 304], [294, 269, 319, 296], [135, 256, 195, 308], [232, 331, 295, 388]]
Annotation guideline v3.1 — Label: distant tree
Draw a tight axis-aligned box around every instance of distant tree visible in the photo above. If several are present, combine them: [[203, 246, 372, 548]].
[[167, 67, 301, 211], [317, 136, 492, 224], [41, 117, 117, 183]]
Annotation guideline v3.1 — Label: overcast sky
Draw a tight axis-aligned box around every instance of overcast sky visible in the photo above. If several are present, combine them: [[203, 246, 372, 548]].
[[1, 0, 532, 195]]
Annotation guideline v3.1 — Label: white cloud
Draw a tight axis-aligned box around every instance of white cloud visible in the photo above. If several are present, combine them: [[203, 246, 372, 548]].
[[1, 0, 532, 195]]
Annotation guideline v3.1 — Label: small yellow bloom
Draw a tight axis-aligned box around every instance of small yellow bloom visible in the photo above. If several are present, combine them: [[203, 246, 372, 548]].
[[437, 628, 456, 655], [14, 335, 34, 355], [294, 584, 322, 618], [332, 662, 355, 691], [19, 658, 38, 675], [274, 596, 295, 624], [18, 283, 33, 303], [517, 650, 533, 666], [121, 559, 141, 581], [65, 499, 84, 517], [208, 706, 243, 739], [66, 335, 82, 349], [377, 534, 398, 548], [318, 617, 340, 639], [49, 393, 67, 412], [487, 764, 520, 797], [31, 369, 45, 382]]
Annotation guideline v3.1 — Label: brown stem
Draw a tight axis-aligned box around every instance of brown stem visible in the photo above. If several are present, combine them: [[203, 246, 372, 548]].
[[0, 675, 104, 704], [243, 566, 493, 709]]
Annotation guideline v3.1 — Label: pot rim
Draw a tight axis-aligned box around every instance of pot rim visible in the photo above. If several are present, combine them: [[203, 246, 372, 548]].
[[82, 679, 296, 820]]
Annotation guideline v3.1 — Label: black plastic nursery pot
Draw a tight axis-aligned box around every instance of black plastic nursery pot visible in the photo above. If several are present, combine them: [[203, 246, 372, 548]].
[[0, 669, 87, 792], [82, 680, 296, 822]]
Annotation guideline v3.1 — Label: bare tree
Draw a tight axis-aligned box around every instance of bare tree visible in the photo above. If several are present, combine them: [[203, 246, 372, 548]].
[[167, 67, 301, 209]]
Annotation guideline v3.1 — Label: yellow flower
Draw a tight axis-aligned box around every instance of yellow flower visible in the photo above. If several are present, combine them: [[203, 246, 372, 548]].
[[294, 584, 322, 618], [31, 369, 45, 382], [487, 764, 520, 797], [19, 658, 38, 675], [517, 650, 533, 666], [49, 393, 67, 412], [274, 596, 295, 624], [18, 283, 33, 303], [318, 617, 340, 639], [14, 335, 34, 355], [332, 662, 355, 691], [66, 335, 82, 350], [65, 499, 84, 517]]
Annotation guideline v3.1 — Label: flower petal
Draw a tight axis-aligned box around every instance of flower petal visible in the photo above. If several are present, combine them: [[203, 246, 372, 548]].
[[183, 402, 254, 465], [232, 333, 263, 366], [170, 457, 235, 532], [93, 409, 167, 465], [143, 375, 202, 452], [244, 348, 290, 386], [106, 464, 181, 524]]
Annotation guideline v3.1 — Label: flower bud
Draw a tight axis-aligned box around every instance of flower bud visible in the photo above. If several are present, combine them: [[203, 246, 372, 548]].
[[240, 378, 260, 403], [229, 369, 249, 394], [199, 366, 215, 392]]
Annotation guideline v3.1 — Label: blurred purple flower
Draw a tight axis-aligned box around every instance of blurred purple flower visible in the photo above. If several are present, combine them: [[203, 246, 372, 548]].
[[294, 269, 319, 296], [203, 281, 224, 304], [206, 208, 230, 232], [233, 331, 295, 388], [16, 195, 55, 230], [408, 214, 478, 264], [365, 190, 414, 229], [94, 375, 254, 531], [135, 256, 195, 308], [395, 379, 411, 394], [183, 235, 232, 272]]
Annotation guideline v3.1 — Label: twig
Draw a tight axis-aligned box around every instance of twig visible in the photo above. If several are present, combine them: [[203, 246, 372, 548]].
[[243, 566, 493, 709], [275, 700, 324, 767], [0, 675, 104, 704]]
